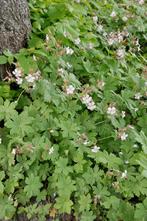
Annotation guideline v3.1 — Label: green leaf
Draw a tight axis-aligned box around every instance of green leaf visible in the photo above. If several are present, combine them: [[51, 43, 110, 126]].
[[0, 196, 16, 219], [79, 194, 92, 212], [135, 200, 147, 220], [0, 171, 5, 181], [80, 211, 96, 221], [5, 111, 34, 137], [133, 130, 147, 154], [83, 60, 94, 73], [142, 170, 147, 178], [0, 182, 4, 194], [24, 174, 43, 198], [0, 100, 17, 121], [55, 196, 73, 214], [0, 56, 7, 64], [55, 157, 73, 176], [56, 175, 76, 197]]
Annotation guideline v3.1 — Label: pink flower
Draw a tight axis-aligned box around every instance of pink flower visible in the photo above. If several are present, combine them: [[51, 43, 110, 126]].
[[110, 11, 116, 18]]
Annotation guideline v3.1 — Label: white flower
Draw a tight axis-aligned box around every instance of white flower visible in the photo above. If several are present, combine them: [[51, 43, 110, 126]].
[[65, 47, 74, 55], [46, 34, 49, 42], [13, 67, 23, 85], [91, 145, 100, 153], [107, 106, 117, 115], [125, 160, 129, 164], [33, 55, 37, 61], [32, 83, 36, 89], [134, 92, 142, 100], [120, 132, 128, 141], [0, 138, 2, 144], [107, 32, 125, 46], [83, 140, 89, 145], [145, 82, 147, 87], [25, 74, 36, 83], [34, 70, 41, 80], [134, 108, 138, 112], [16, 77, 23, 85], [66, 62, 72, 69], [63, 31, 68, 37], [66, 85, 75, 95], [12, 68, 22, 78], [81, 94, 96, 111], [121, 170, 127, 179], [74, 38, 81, 45], [81, 94, 92, 104], [103, 32, 107, 37], [117, 32, 124, 43], [122, 16, 128, 22], [138, 0, 144, 5], [137, 45, 141, 52], [93, 16, 98, 23], [133, 144, 138, 148], [58, 68, 65, 75], [107, 38, 115, 46], [97, 25, 103, 32], [121, 111, 126, 118], [128, 125, 134, 130], [119, 151, 123, 155], [110, 11, 116, 18], [87, 101, 96, 111], [87, 43, 93, 49], [116, 48, 125, 59], [12, 148, 16, 155], [100, 81, 105, 88], [49, 146, 54, 155], [97, 80, 105, 90], [123, 30, 129, 37]]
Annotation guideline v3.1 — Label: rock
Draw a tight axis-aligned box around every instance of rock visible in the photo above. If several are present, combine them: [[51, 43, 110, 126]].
[[0, 0, 31, 79]]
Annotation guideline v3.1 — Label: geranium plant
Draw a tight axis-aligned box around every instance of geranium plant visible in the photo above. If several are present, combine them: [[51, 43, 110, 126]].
[[0, 0, 147, 220]]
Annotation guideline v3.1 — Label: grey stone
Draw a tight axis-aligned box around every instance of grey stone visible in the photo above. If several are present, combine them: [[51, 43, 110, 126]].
[[0, 0, 31, 79]]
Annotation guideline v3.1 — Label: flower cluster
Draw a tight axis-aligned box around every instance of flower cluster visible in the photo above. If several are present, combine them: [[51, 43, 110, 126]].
[[91, 145, 100, 153], [121, 170, 128, 179], [49, 146, 54, 155], [77, 133, 89, 145], [97, 24, 103, 32], [65, 85, 75, 95], [121, 111, 126, 118], [137, 0, 144, 5], [116, 48, 125, 59], [134, 92, 142, 100], [74, 38, 81, 46], [65, 47, 74, 55], [25, 70, 41, 85], [107, 105, 117, 116], [12, 65, 41, 87], [107, 30, 129, 46], [58, 68, 65, 77], [81, 94, 96, 111], [12, 67, 23, 85], [117, 128, 128, 141], [93, 16, 98, 23]]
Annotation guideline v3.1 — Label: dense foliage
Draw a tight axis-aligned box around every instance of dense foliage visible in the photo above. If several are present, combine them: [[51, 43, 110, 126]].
[[0, 0, 147, 220]]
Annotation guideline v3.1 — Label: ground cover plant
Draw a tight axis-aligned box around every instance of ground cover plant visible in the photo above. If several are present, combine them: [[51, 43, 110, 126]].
[[0, 0, 147, 220]]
